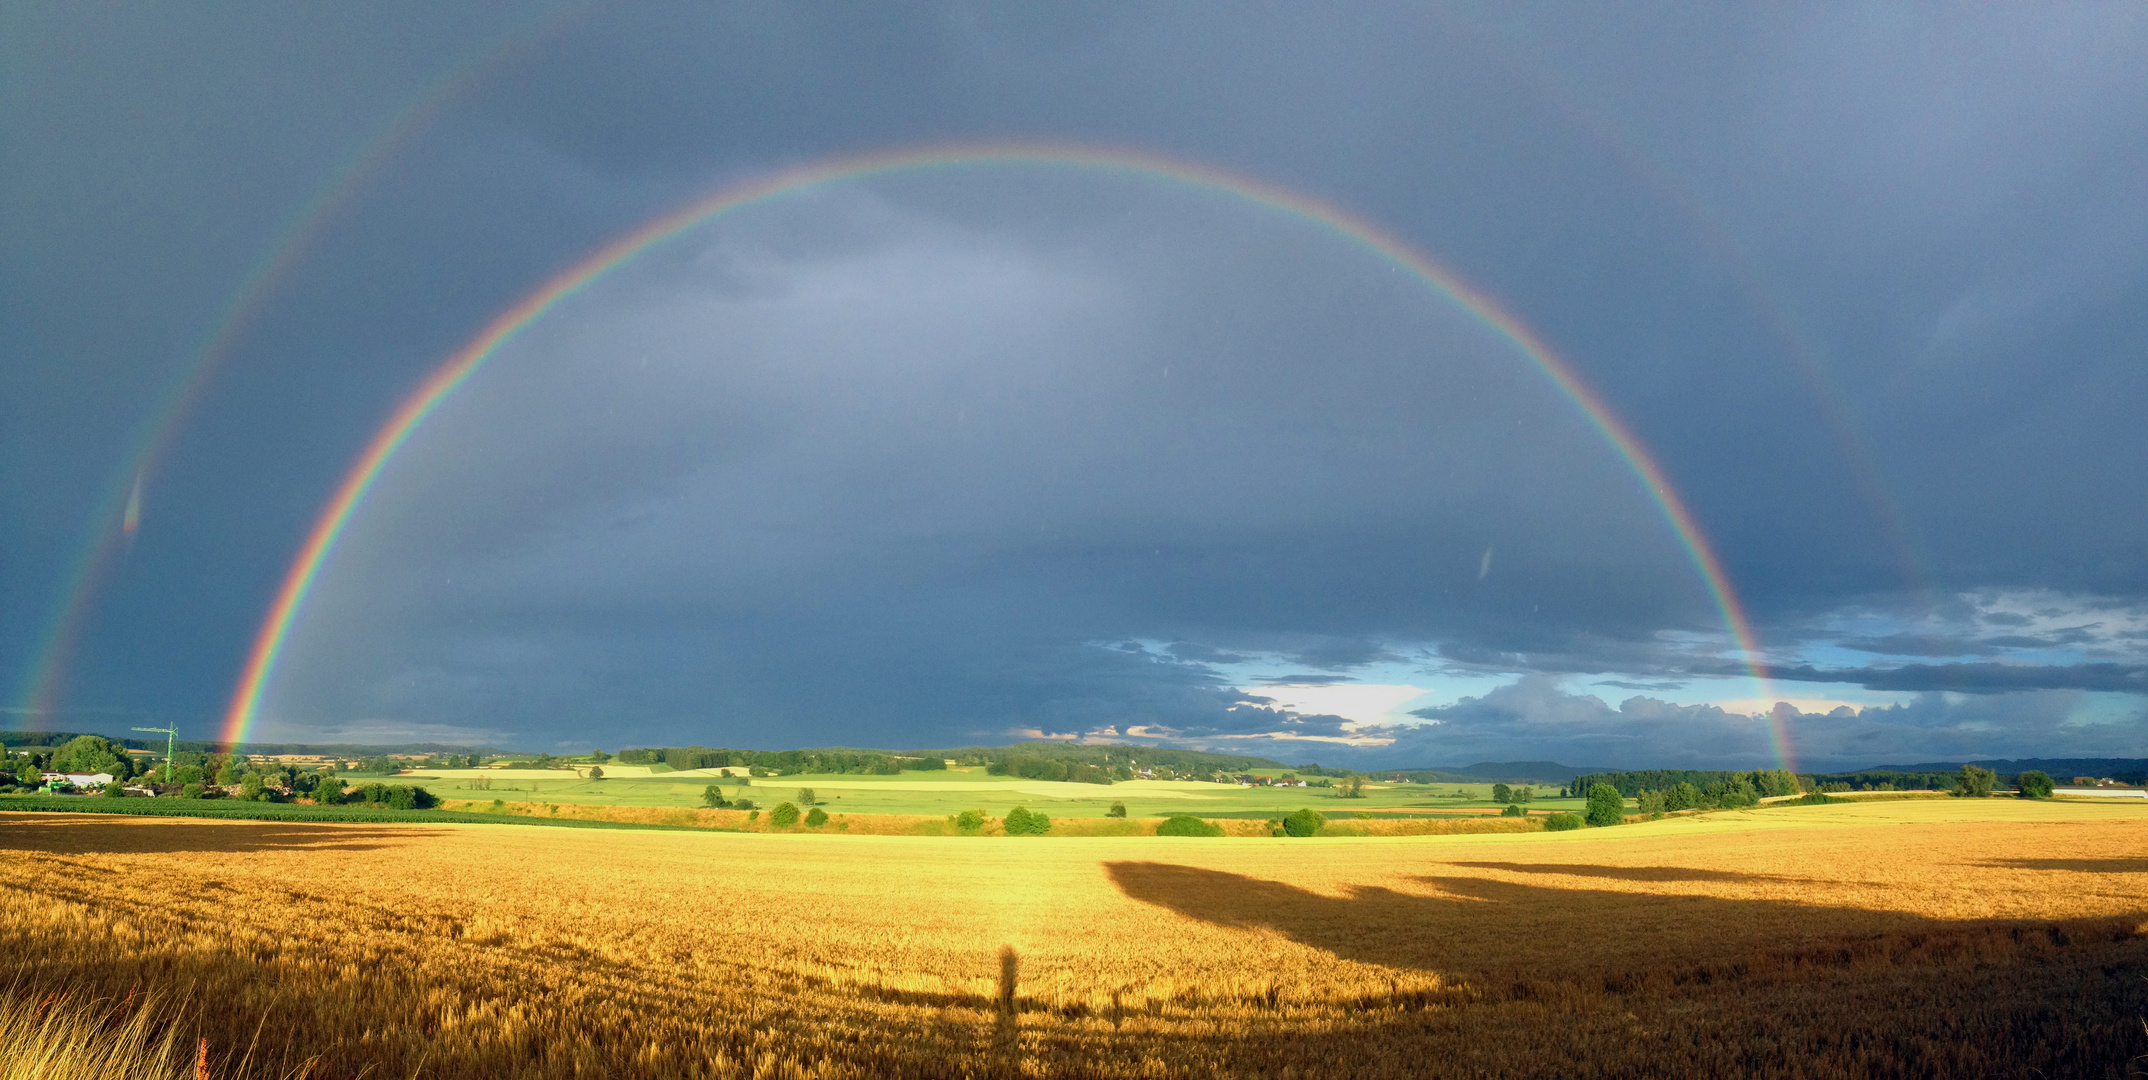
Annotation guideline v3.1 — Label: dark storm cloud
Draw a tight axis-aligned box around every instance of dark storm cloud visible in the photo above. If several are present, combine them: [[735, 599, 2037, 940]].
[[1364, 676, 2148, 771], [1773, 663, 2148, 696], [1164, 642, 1250, 665], [7, 5, 2147, 764]]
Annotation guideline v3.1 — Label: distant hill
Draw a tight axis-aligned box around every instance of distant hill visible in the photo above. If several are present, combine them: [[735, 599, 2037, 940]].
[[1861, 758, 2148, 783]]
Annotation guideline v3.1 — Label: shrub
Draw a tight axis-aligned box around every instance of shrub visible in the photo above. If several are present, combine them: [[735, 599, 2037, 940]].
[[701, 785, 728, 809], [804, 807, 829, 827], [1281, 808, 1325, 837], [181, 783, 205, 800], [769, 802, 801, 827], [2016, 770, 2054, 799], [386, 786, 417, 810], [953, 808, 986, 832], [1585, 783, 1626, 827], [1785, 791, 1838, 805], [746, 809, 759, 822], [1499, 803, 1524, 817], [100, 782, 126, 798], [1544, 812, 1583, 831], [1003, 806, 1050, 835], [1106, 801, 1127, 819], [1155, 815, 1223, 837], [731, 797, 756, 811]]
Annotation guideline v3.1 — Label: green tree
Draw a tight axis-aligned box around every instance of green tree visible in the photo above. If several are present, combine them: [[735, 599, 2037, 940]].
[[1105, 801, 1128, 818], [51, 735, 127, 776], [181, 782, 205, 799], [804, 807, 829, 827], [1281, 808, 1325, 837], [1491, 782, 1512, 803], [590, 749, 611, 763], [101, 780, 127, 798], [386, 786, 417, 810], [314, 776, 344, 804], [1500, 803, 1524, 817], [1544, 812, 1583, 831], [239, 772, 264, 800], [1155, 815, 1223, 837], [1338, 775, 1365, 799], [587, 765, 604, 780], [1954, 764, 1996, 798], [1003, 806, 1051, 835], [2016, 770, 2054, 799], [1585, 783, 1626, 827], [731, 797, 756, 811], [216, 761, 241, 786], [796, 788, 818, 807], [954, 808, 985, 832], [1514, 787, 1534, 804], [1637, 789, 1668, 817], [701, 785, 728, 808], [769, 802, 801, 827]]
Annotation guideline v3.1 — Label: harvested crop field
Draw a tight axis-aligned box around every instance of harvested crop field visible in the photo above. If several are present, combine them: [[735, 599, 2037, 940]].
[[4, 799, 2146, 1078]]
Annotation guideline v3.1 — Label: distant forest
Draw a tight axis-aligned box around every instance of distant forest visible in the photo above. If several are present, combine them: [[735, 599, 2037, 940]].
[[613, 741, 1284, 782]]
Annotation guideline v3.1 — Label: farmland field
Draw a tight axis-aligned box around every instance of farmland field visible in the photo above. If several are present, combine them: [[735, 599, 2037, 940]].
[[376, 764, 1574, 819], [4, 798, 2146, 1078]]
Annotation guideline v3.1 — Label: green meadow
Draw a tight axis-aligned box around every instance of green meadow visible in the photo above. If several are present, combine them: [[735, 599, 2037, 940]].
[[378, 764, 1583, 819]]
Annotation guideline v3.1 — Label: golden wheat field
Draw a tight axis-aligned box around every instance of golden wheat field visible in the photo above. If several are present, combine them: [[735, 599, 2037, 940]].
[[5, 799, 2147, 1078]]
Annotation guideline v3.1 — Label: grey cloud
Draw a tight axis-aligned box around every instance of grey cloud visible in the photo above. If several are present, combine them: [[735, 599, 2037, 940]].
[[1773, 662, 2148, 695], [9, 6, 2148, 765], [1165, 641, 1250, 665]]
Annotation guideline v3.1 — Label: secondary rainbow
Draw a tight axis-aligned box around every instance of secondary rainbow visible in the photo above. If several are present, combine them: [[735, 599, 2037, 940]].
[[12, 1, 593, 726], [220, 143, 1788, 766]]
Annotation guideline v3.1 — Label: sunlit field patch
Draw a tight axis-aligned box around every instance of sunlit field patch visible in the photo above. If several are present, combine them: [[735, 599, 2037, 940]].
[[3, 799, 2145, 1078]]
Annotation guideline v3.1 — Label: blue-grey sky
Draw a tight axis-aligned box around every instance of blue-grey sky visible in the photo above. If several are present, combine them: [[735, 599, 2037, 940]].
[[5, 3, 2145, 769]]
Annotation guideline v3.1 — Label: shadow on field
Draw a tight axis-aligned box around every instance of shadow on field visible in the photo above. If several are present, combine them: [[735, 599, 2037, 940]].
[[1983, 856, 2148, 874], [1443, 861, 1809, 884], [1101, 860, 2148, 1076], [0, 818, 441, 855], [1103, 861, 1941, 976]]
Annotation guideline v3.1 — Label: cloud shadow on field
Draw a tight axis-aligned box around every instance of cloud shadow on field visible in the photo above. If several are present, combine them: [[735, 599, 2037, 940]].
[[0, 817, 448, 855], [1440, 861, 1812, 885], [1982, 857, 2148, 874], [1102, 861, 1961, 977]]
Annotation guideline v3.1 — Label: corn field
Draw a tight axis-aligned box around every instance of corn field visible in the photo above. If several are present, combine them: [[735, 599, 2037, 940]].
[[3, 802, 2145, 1078]]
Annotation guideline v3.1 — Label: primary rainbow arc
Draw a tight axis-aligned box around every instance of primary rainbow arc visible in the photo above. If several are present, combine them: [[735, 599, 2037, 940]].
[[219, 143, 1788, 768]]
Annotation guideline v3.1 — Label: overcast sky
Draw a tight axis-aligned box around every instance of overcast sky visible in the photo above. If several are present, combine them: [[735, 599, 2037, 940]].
[[5, 3, 2145, 770]]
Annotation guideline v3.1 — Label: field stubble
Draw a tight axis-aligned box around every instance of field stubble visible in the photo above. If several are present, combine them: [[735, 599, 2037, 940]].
[[3, 801, 2146, 1078]]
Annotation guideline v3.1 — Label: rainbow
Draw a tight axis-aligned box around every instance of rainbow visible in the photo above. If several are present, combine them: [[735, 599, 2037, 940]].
[[10, 1, 590, 727], [219, 143, 1789, 767]]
